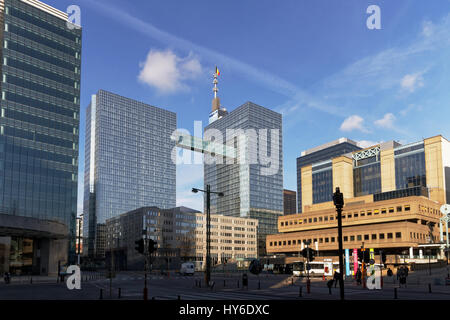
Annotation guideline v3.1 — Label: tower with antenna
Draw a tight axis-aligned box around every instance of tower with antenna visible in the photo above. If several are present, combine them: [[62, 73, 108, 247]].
[[209, 66, 228, 124]]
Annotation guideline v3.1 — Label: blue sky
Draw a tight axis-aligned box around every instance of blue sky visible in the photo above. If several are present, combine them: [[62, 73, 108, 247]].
[[44, 0, 450, 214]]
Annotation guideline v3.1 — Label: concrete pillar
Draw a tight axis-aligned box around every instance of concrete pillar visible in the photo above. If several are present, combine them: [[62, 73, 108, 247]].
[[419, 249, 423, 259], [409, 247, 414, 259]]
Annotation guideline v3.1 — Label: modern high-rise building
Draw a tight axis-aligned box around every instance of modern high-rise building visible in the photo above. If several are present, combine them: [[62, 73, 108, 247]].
[[83, 90, 176, 258], [297, 138, 361, 213], [283, 189, 297, 215], [0, 0, 81, 275], [204, 75, 283, 256], [267, 135, 450, 266]]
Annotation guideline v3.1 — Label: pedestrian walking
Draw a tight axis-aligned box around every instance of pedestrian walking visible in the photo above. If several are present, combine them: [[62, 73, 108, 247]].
[[387, 268, 393, 277], [356, 268, 362, 285], [333, 270, 340, 288]]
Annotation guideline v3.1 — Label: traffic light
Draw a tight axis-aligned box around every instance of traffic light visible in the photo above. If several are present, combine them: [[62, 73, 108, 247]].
[[148, 239, 157, 254], [135, 238, 144, 254], [364, 250, 370, 263], [301, 247, 316, 262], [358, 250, 364, 262]]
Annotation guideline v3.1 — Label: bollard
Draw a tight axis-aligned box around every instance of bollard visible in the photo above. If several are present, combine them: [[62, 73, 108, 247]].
[[143, 287, 148, 300], [99, 289, 103, 300], [118, 288, 121, 299], [178, 295, 181, 300], [306, 279, 311, 294], [394, 288, 398, 299], [299, 286, 302, 297], [258, 280, 261, 290], [237, 280, 239, 288], [428, 283, 432, 293], [199, 280, 201, 288]]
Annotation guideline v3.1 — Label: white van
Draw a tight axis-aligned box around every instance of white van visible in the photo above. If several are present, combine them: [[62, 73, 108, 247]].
[[180, 262, 195, 276]]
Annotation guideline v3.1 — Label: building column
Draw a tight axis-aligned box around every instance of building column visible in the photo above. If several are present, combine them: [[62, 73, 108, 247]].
[[424, 136, 446, 204], [380, 148, 396, 192], [332, 156, 354, 199], [409, 247, 414, 259], [419, 249, 423, 259], [301, 165, 313, 212]]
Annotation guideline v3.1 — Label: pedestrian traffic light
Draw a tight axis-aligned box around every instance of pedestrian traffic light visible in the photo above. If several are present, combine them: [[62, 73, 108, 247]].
[[135, 238, 144, 254], [148, 239, 157, 254]]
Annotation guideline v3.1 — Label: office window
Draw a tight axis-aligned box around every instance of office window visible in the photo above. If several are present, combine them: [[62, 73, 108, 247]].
[[348, 214, 352, 219], [280, 222, 284, 226], [309, 218, 312, 223], [293, 240, 296, 245], [350, 235, 355, 241], [374, 209, 379, 215], [274, 242, 277, 246], [319, 217, 323, 222], [330, 216, 334, 221], [367, 211, 372, 216], [331, 237, 335, 242], [372, 234, 377, 240], [397, 206, 402, 212], [364, 235, 369, 240], [313, 218, 317, 223], [389, 207, 394, 213], [270, 242, 273, 246], [396, 232, 402, 239], [288, 240, 291, 245], [319, 238, 323, 243], [344, 236, 348, 242], [325, 238, 329, 243], [379, 233, 385, 240], [361, 212, 365, 217], [387, 233, 393, 239], [357, 235, 362, 241], [405, 205, 410, 211], [324, 216, 328, 221], [381, 208, 387, 214], [354, 213, 359, 218], [283, 241, 286, 245]]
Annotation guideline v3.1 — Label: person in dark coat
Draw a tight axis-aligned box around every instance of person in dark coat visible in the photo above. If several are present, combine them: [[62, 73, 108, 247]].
[[333, 270, 340, 288], [356, 268, 362, 285]]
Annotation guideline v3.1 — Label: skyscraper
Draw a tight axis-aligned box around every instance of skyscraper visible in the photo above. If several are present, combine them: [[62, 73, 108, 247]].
[[204, 75, 283, 256], [83, 90, 176, 257], [0, 0, 81, 273]]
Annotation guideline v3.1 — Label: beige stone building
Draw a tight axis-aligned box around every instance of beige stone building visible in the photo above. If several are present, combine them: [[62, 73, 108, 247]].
[[267, 135, 450, 265]]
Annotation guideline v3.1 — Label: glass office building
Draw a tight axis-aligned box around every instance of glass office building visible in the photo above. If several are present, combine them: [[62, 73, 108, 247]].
[[83, 90, 176, 257], [204, 101, 283, 256], [297, 138, 361, 212], [0, 0, 81, 267]]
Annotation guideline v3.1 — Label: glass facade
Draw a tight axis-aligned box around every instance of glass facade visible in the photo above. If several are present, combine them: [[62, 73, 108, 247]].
[[204, 102, 283, 255], [353, 159, 381, 197], [394, 144, 426, 190], [312, 162, 333, 204], [0, 0, 81, 260], [83, 90, 176, 257], [297, 141, 361, 212]]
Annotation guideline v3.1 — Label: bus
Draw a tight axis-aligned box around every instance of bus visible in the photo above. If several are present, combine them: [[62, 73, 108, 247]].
[[291, 261, 341, 277]]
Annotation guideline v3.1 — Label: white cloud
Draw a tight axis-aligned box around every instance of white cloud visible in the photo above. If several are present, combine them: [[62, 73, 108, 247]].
[[357, 140, 383, 149], [138, 49, 202, 94], [400, 72, 424, 93], [421, 20, 434, 37], [374, 113, 396, 129], [340, 115, 367, 132]]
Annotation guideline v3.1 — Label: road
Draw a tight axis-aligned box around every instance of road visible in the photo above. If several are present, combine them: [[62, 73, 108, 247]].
[[1, 269, 450, 300]]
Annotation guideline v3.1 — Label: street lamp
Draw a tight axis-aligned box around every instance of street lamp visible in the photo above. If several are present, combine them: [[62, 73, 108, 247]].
[[333, 187, 345, 301], [192, 185, 224, 287]]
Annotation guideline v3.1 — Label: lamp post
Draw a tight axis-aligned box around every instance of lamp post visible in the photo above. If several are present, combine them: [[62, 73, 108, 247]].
[[192, 185, 224, 287], [333, 187, 345, 301]]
